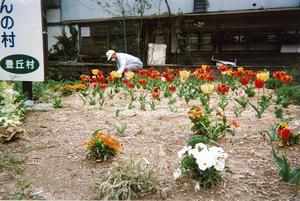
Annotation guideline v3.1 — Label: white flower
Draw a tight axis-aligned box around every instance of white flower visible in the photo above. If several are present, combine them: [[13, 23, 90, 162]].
[[173, 168, 182, 180], [194, 182, 200, 191], [177, 146, 192, 159], [195, 149, 216, 171], [161, 77, 166, 82], [209, 147, 228, 171], [194, 143, 208, 151], [214, 159, 226, 171], [4, 89, 19, 96]]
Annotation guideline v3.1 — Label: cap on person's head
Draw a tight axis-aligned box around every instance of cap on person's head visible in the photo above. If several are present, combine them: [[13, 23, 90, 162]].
[[106, 50, 115, 61]]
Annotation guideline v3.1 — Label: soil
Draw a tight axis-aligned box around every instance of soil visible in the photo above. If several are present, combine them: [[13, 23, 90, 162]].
[[1, 90, 299, 200]]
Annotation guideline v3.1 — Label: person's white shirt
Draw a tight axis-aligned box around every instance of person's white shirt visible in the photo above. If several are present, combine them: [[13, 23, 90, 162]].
[[116, 53, 143, 74]]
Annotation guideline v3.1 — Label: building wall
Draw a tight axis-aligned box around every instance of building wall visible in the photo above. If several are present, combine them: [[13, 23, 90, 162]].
[[61, 0, 194, 21], [207, 0, 300, 12]]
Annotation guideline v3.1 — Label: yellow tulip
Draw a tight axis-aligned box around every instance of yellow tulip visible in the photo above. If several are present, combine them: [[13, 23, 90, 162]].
[[279, 122, 288, 128], [237, 67, 244, 72], [200, 83, 214, 94], [92, 69, 99, 75], [179, 70, 190, 83], [226, 69, 232, 76], [125, 72, 135, 80], [256, 72, 270, 81], [110, 71, 122, 79]]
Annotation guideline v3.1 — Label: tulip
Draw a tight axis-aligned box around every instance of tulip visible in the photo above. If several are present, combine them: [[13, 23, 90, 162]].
[[240, 77, 249, 86], [168, 85, 176, 92], [139, 79, 147, 86], [92, 69, 99, 75], [217, 84, 230, 95], [179, 70, 190, 83], [256, 72, 270, 81], [254, 79, 264, 89], [125, 71, 135, 80], [201, 84, 214, 94], [110, 71, 122, 79], [99, 84, 107, 90]]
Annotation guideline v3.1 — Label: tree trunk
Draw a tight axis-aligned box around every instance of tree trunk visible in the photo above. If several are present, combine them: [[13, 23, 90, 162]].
[[123, 17, 127, 53]]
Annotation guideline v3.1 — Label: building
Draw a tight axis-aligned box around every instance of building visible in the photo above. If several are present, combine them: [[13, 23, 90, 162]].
[[46, 0, 300, 67]]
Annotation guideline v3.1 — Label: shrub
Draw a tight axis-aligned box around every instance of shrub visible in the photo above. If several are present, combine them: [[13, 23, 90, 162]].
[[265, 78, 282, 90], [177, 143, 228, 188], [84, 129, 121, 161], [96, 158, 165, 200]]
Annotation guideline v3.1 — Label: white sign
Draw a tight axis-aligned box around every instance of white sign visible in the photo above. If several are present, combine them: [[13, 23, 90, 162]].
[[147, 43, 167, 65], [0, 0, 45, 81], [81, 26, 90, 37]]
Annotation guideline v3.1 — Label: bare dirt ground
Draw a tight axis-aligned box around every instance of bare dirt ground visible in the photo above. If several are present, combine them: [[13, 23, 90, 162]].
[[1, 91, 299, 200]]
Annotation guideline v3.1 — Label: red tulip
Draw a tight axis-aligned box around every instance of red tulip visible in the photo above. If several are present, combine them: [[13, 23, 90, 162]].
[[240, 77, 249, 85], [277, 127, 293, 145], [168, 85, 176, 92], [207, 76, 214, 81], [246, 71, 256, 79], [91, 76, 97, 83], [237, 71, 243, 77], [273, 71, 285, 80], [152, 88, 160, 100], [254, 79, 264, 89], [123, 79, 129, 84], [281, 75, 293, 84], [98, 75, 105, 83], [139, 79, 147, 86], [217, 84, 230, 95], [218, 65, 228, 72], [99, 83, 107, 90], [127, 82, 135, 88]]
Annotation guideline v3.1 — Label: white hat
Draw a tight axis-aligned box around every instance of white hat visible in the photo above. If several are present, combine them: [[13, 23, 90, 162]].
[[106, 50, 115, 61]]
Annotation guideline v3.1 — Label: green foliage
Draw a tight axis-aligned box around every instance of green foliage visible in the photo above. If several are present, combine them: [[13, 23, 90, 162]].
[[244, 86, 255, 97], [187, 135, 218, 147], [53, 95, 63, 108], [265, 78, 282, 90], [89, 140, 116, 161], [85, 130, 121, 161], [0, 156, 23, 168], [96, 158, 165, 200], [114, 123, 127, 134], [234, 97, 248, 108], [274, 107, 283, 119], [272, 147, 300, 185], [50, 25, 78, 61], [248, 95, 271, 118], [276, 84, 300, 107]]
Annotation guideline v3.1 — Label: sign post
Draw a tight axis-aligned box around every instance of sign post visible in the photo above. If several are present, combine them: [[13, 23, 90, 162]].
[[0, 0, 46, 99]]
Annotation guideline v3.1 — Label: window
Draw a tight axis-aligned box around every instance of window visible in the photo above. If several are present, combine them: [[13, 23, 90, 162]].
[[222, 32, 247, 51], [46, 0, 61, 8], [199, 33, 213, 51], [187, 34, 199, 51], [194, 0, 208, 12]]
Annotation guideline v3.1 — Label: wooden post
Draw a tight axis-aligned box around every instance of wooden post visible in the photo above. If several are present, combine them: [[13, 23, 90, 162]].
[[22, 81, 33, 100]]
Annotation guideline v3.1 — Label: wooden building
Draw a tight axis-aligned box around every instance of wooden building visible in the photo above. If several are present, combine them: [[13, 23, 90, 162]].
[[48, 0, 300, 67]]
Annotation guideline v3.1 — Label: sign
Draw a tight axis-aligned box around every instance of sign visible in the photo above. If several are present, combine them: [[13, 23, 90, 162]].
[[0, 0, 45, 81], [81, 26, 90, 37]]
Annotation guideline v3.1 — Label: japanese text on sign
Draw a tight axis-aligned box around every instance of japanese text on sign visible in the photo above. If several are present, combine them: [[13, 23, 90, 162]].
[[1, 0, 15, 48]]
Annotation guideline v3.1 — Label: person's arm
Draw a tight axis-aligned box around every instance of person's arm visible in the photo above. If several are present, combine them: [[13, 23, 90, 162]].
[[117, 57, 127, 74]]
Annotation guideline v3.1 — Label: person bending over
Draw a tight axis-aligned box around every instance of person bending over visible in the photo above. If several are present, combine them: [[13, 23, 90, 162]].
[[106, 50, 143, 74]]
